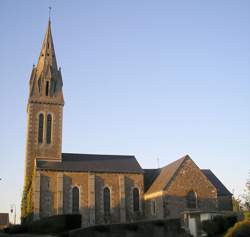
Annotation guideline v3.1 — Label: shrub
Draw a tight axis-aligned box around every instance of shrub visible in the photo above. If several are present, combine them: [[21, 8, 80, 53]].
[[57, 231, 69, 237], [28, 214, 81, 234], [224, 215, 238, 230], [153, 220, 165, 226], [224, 220, 250, 237], [125, 223, 139, 231], [4, 224, 28, 234], [95, 225, 111, 232], [202, 219, 214, 236], [202, 215, 237, 236], [244, 212, 250, 220]]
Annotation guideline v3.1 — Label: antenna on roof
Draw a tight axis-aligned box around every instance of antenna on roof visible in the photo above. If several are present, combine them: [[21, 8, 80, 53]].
[[157, 157, 160, 169]]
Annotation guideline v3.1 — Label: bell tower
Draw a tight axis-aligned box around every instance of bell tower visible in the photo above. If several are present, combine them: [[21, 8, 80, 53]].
[[24, 19, 64, 180]]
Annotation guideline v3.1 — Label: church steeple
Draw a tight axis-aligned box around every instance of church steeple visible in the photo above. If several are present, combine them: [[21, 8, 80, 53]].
[[22, 17, 65, 221], [24, 19, 64, 181], [36, 20, 57, 78], [29, 20, 64, 105]]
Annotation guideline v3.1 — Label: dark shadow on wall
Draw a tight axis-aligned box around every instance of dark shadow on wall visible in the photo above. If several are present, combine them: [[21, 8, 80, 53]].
[[125, 176, 144, 222], [144, 194, 232, 220]]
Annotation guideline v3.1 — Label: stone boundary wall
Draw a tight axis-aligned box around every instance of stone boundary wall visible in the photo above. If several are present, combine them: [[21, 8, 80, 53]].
[[69, 219, 191, 237]]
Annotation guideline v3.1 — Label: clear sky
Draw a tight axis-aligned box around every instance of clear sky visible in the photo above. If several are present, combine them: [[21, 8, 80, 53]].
[[0, 0, 249, 223]]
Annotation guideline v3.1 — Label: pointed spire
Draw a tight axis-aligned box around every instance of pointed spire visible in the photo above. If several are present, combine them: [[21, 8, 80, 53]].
[[28, 19, 64, 105], [36, 19, 58, 77]]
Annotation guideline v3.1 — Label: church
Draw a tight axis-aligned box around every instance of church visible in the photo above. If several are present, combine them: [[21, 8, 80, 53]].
[[21, 20, 232, 227]]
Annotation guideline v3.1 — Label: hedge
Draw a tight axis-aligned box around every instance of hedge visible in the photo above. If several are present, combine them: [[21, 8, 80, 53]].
[[224, 220, 250, 237], [5, 214, 81, 235], [68, 218, 190, 237], [201, 215, 237, 236]]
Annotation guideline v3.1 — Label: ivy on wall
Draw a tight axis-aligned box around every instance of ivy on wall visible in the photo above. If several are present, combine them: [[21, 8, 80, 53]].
[[21, 174, 34, 222]]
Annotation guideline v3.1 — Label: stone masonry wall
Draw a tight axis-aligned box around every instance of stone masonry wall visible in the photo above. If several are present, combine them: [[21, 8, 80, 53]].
[[38, 170, 144, 227], [145, 159, 217, 220], [25, 103, 63, 181], [164, 159, 217, 218]]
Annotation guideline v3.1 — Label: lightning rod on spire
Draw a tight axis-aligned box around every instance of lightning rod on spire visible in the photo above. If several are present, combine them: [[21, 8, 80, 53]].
[[48, 6, 52, 20]]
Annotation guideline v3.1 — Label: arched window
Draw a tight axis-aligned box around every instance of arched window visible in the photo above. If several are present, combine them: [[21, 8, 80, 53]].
[[72, 186, 80, 213], [186, 191, 197, 209], [38, 113, 44, 143], [46, 114, 52, 144], [133, 188, 140, 212], [103, 187, 111, 216]]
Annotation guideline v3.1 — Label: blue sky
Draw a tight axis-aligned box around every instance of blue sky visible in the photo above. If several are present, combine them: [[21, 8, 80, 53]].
[[0, 0, 249, 223]]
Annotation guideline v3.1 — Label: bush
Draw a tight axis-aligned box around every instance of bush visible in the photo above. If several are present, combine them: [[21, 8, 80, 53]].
[[95, 225, 111, 232], [21, 213, 34, 225], [202, 215, 237, 236], [69, 218, 188, 237], [28, 214, 81, 234], [125, 223, 139, 231], [225, 215, 238, 230], [153, 220, 165, 226], [224, 220, 250, 237], [4, 224, 28, 234], [244, 212, 250, 220], [4, 214, 81, 234]]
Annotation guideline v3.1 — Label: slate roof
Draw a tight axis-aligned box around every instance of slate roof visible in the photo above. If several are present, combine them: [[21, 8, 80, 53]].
[[0, 213, 9, 226], [36, 153, 143, 173], [202, 169, 232, 196], [144, 169, 160, 192], [145, 155, 189, 194]]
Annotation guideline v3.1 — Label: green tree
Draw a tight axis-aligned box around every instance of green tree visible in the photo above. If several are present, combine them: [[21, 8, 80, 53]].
[[232, 196, 242, 212], [241, 171, 250, 211]]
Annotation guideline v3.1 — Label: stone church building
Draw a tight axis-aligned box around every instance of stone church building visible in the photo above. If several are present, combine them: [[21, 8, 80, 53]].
[[21, 20, 232, 226]]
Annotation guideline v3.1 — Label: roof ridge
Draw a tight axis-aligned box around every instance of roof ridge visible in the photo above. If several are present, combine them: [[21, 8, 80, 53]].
[[160, 154, 190, 170], [145, 155, 191, 195], [62, 152, 135, 158], [37, 153, 143, 173], [163, 155, 190, 190]]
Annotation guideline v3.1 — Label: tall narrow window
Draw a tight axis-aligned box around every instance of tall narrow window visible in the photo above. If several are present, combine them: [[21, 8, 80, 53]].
[[53, 81, 57, 94], [38, 79, 42, 94], [46, 114, 52, 144], [72, 186, 80, 213], [46, 81, 49, 96], [186, 191, 197, 209], [151, 200, 156, 215], [38, 113, 44, 144], [133, 188, 140, 212], [103, 187, 111, 216]]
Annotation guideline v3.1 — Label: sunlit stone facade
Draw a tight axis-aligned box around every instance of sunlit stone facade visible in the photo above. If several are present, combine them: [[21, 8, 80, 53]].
[[21, 20, 232, 226]]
